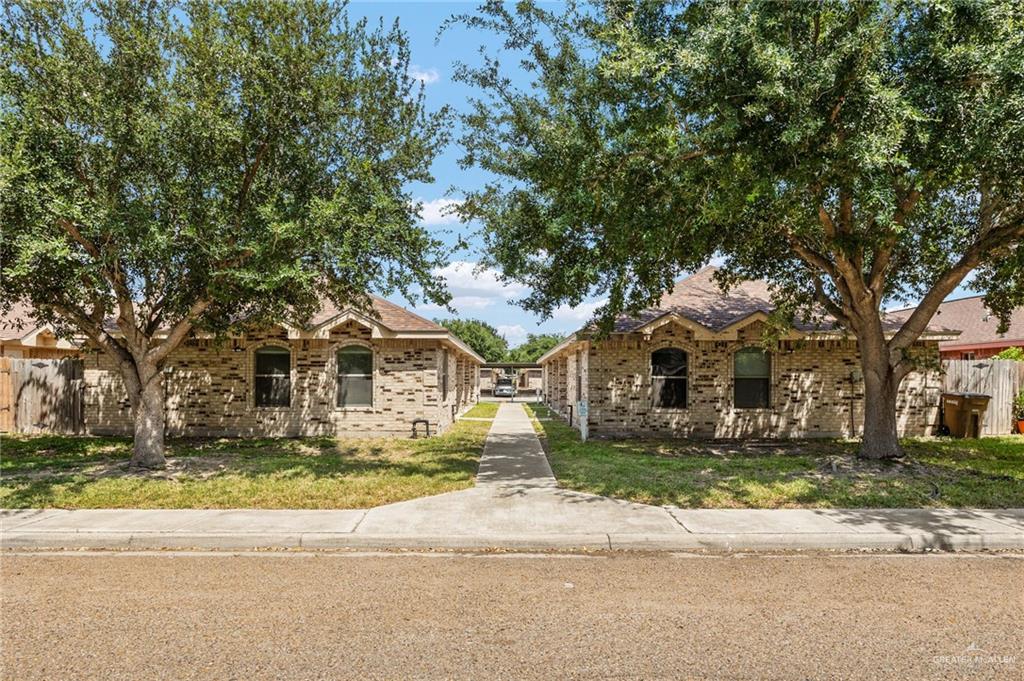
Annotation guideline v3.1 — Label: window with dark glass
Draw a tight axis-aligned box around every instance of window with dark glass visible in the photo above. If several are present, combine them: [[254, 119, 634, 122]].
[[734, 347, 771, 409], [652, 348, 687, 409], [254, 346, 291, 407], [337, 345, 373, 408]]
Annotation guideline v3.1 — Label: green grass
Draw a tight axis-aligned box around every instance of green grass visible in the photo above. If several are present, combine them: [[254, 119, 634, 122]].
[[523, 402, 554, 419], [462, 402, 500, 419], [531, 416, 1024, 509], [0, 420, 490, 509]]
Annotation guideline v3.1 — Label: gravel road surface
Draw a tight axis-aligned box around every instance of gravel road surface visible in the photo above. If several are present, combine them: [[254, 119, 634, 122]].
[[2, 551, 1021, 680]]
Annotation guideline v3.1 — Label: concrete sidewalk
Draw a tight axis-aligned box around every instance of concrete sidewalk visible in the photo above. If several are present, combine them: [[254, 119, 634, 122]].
[[3, 403, 1023, 552]]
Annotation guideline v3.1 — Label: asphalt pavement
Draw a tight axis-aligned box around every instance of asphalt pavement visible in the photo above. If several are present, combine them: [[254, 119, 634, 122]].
[[2, 550, 1021, 680]]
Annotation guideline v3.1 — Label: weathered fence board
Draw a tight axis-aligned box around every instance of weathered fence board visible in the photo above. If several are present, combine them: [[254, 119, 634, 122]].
[[942, 359, 1024, 436], [0, 358, 13, 432], [0, 357, 84, 434]]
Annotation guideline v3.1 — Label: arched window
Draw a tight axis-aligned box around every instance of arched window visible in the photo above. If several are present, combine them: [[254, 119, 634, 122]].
[[337, 345, 373, 408], [734, 347, 771, 409], [652, 348, 687, 409], [254, 346, 291, 407]]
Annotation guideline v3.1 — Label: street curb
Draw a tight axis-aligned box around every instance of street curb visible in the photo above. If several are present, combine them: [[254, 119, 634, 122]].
[[4, 531, 1022, 553]]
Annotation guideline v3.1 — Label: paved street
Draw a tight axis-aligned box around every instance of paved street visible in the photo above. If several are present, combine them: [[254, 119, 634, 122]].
[[2, 551, 1021, 680]]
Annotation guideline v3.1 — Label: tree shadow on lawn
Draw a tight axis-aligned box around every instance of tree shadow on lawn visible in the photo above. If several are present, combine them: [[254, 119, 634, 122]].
[[539, 423, 1024, 510], [0, 423, 489, 508]]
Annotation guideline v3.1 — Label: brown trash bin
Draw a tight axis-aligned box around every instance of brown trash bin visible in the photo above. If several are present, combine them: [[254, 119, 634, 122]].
[[941, 392, 991, 438]]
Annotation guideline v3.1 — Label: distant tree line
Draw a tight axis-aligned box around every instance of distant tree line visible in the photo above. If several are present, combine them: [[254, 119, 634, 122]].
[[434, 318, 563, 363]]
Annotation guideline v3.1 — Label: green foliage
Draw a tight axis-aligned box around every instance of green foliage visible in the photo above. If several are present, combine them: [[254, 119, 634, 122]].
[[455, 1, 1024, 332], [506, 333, 564, 363], [1013, 391, 1024, 421], [434, 318, 508, 362], [993, 346, 1024, 361], [433, 319, 563, 363], [1, 0, 451, 346]]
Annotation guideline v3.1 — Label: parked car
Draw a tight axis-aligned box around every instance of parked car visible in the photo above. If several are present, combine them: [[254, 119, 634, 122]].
[[493, 376, 516, 398]]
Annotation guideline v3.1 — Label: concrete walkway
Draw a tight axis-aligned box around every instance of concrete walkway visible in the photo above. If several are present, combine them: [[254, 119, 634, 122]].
[[3, 403, 1023, 552]]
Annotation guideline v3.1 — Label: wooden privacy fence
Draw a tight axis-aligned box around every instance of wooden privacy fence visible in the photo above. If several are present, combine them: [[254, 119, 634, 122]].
[[0, 357, 85, 434], [942, 359, 1024, 436]]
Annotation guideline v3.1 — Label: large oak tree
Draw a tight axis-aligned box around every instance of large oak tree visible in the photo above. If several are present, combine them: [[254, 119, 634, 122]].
[[456, 0, 1024, 458], [1, 0, 451, 468]]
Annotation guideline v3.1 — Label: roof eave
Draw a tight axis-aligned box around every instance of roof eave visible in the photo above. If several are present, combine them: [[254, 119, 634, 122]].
[[536, 334, 580, 364]]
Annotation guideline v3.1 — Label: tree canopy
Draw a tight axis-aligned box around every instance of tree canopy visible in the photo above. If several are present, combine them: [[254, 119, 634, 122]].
[[434, 318, 509, 362], [0, 0, 450, 466], [506, 333, 564, 363], [455, 0, 1024, 457]]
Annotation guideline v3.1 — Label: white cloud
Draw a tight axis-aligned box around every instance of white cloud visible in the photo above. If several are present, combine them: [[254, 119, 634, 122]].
[[417, 198, 463, 226], [550, 299, 607, 325], [411, 260, 529, 315], [497, 324, 528, 345], [408, 65, 440, 84], [448, 296, 496, 311], [434, 260, 529, 301]]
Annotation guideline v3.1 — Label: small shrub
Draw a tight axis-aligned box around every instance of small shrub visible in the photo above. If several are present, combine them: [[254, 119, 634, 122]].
[[1013, 391, 1024, 421], [993, 346, 1024, 361]]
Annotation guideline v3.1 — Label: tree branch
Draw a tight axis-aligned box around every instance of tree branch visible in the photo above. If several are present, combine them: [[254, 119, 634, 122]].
[[52, 302, 131, 367], [888, 219, 1024, 350], [810, 272, 853, 327], [236, 139, 271, 222], [57, 218, 102, 259], [145, 299, 212, 367]]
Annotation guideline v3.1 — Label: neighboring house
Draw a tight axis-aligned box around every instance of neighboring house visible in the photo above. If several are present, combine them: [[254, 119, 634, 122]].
[[538, 267, 956, 439], [86, 296, 483, 438], [479, 363, 542, 396], [889, 296, 1024, 360], [0, 302, 81, 359]]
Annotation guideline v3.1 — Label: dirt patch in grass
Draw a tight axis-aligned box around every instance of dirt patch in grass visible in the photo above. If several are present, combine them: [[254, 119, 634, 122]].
[[0, 420, 491, 509]]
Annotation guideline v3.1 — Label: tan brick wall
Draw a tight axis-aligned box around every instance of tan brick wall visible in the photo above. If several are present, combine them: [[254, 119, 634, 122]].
[[84, 322, 479, 439], [544, 322, 941, 439]]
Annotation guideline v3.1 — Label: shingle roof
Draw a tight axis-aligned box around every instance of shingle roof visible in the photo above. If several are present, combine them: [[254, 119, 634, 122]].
[[611, 266, 950, 336], [888, 296, 1024, 348], [612, 267, 776, 332], [0, 301, 42, 341], [5, 295, 443, 338], [307, 295, 443, 333]]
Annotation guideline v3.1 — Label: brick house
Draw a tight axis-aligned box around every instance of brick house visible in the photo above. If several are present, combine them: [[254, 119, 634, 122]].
[[538, 267, 955, 439], [889, 296, 1024, 360], [480, 363, 543, 396], [85, 296, 483, 438]]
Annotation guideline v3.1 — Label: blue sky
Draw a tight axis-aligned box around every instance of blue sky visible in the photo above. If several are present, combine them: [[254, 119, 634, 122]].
[[348, 0, 605, 347], [351, 1, 979, 348]]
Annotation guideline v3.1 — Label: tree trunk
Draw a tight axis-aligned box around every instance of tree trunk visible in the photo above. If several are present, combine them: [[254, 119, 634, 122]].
[[128, 369, 166, 470], [858, 341, 903, 460]]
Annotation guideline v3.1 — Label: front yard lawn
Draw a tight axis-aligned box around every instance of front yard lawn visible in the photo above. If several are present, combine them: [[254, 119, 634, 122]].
[[532, 417, 1024, 509], [523, 402, 554, 419], [0, 420, 489, 509], [462, 402, 500, 418]]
